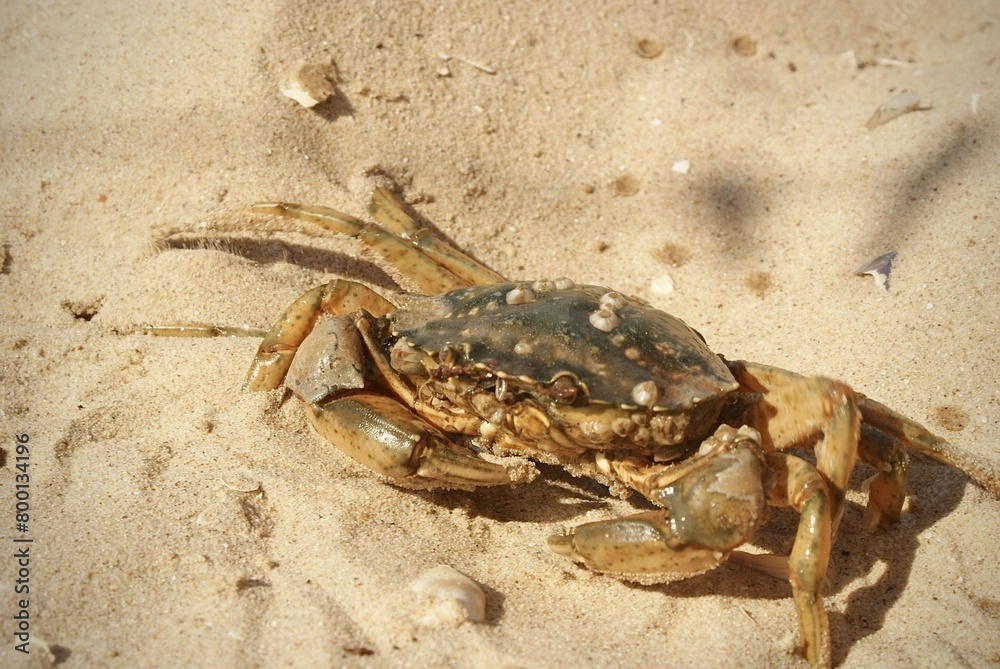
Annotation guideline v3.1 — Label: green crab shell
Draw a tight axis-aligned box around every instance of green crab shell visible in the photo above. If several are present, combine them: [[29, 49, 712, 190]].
[[388, 281, 738, 413]]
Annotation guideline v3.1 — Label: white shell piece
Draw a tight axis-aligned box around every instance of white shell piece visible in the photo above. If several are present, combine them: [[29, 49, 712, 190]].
[[411, 565, 487, 627], [281, 61, 335, 108], [594, 451, 612, 474], [866, 90, 921, 129], [479, 422, 498, 441], [650, 274, 675, 295], [854, 252, 896, 292], [671, 159, 691, 174]]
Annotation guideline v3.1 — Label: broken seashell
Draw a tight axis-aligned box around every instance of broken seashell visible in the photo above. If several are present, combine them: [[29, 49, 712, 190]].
[[866, 91, 922, 130], [854, 251, 897, 291], [411, 565, 487, 627]]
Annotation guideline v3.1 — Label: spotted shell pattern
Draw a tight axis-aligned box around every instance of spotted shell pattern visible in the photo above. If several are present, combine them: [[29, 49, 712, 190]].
[[388, 281, 738, 413]]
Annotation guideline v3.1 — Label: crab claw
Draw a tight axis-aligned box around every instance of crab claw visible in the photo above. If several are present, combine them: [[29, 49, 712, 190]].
[[305, 392, 513, 488], [547, 510, 731, 577], [549, 433, 767, 578]]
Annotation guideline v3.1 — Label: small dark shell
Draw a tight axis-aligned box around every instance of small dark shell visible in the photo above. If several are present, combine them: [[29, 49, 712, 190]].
[[389, 282, 737, 412]]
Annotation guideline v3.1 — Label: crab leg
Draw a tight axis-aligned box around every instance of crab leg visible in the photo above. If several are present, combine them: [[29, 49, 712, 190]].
[[548, 426, 836, 664], [855, 395, 999, 528], [728, 360, 999, 527], [306, 392, 513, 488], [858, 396, 1000, 498], [254, 188, 504, 293], [726, 360, 859, 534], [367, 187, 507, 286], [243, 279, 394, 392], [856, 424, 909, 529], [253, 201, 465, 294], [764, 452, 833, 668], [140, 325, 269, 338]]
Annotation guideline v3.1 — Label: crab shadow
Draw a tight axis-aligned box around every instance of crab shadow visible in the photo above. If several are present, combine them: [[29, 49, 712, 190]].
[[157, 236, 400, 291], [311, 88, 355, 123], [416, 454, 968, 664], [417, 463, 625, 525]]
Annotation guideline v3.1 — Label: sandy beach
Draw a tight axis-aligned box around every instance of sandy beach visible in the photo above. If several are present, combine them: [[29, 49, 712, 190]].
[[2, 1, 999, 667]]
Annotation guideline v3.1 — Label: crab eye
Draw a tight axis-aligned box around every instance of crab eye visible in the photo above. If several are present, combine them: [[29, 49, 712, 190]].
[[542, 375, 582, 404]]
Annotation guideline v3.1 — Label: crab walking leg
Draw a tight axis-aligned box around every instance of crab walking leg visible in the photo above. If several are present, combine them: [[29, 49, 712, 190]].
[[243, 279, 394, 392], [253, 197, 504, 292], [366, 186, 422, 237], [356, 224, 472, 294], [254, 201, 465, 293], [856, 394, 1000, 528], [367, 187, 507, 286], [856, 425, 909, 529], [859, 396, 1000, 498], [548, 426, 767, 576], [727, 360, 859, 535], [252, 202, 368, 235], [141, 325, 270, 338], [306, 392, 513, 487], [765, 452, 833, 669]]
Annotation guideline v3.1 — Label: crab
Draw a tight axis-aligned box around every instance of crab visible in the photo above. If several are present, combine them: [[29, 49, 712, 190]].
[[157, 188, 997, 667]]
